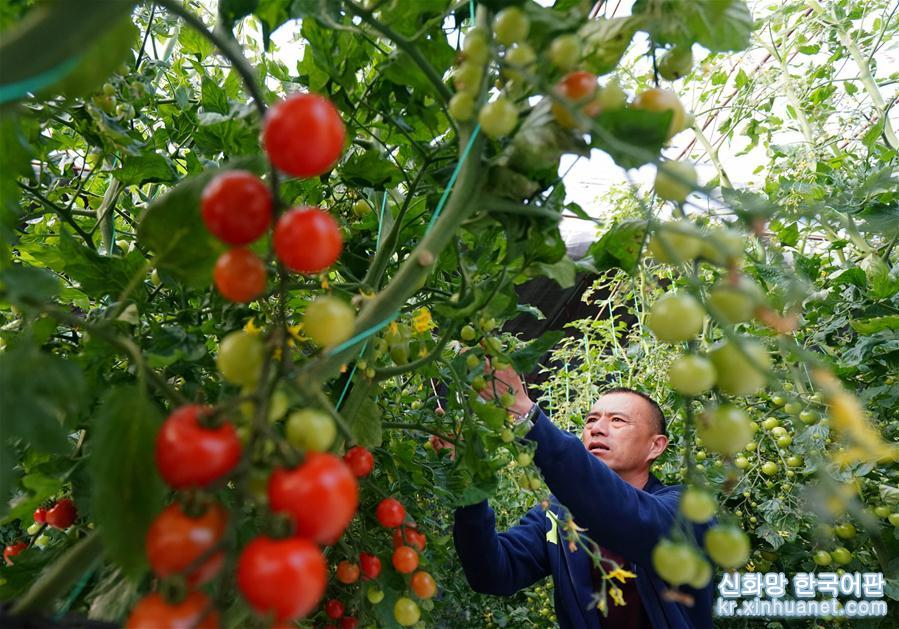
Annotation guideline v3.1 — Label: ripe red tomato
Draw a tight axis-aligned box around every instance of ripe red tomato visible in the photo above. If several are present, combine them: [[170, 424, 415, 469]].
[[155, 405, 242, 489], [125, 591, 218, 629], [146, 502, 227, 586], [410, 571, 437, 599], [214, 248, 266, 303], [392, 526, 426, 552], [273, 207, 342, 273], [343, 446, 374, 477], [359, 552, 381, 580], [4, 541, 28, 565], [391, 546, 419, 574], [201, 170, 272, 245], [325, 599, 345, 620], [557, 70, 598, 102], [341, 617, 358, 629], [46, 498, 77, 529], [236, 536, 326, 622], [263, 94, 346, 178], [268, 453, 358, 545], [335, 560, 360, 584], [375, 497, 405, 528], [33, 506, 47, 524]]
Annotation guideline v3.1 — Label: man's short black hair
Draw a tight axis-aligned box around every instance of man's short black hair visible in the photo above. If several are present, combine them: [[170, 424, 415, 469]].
[[600, 387, 667, 436]]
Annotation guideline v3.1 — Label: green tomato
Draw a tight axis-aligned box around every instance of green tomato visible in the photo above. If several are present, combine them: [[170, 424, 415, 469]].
[[680, 488, 716, 523], [813, 550, 832, 566], [286, 409, 336, 452], [704, 525, 750, 569], [776, 435, 792, 448], [831, 547, 852, 565], [688, 557, 712, 589], [466, 353, 480, 369], [500, 428, 515, 443], [501, 392, 516, 408], [771, 395, 786, 407], [699, 226, 744, 266], [394, 597, 421, 626], [483, 336, 503, 355], [744, 441, 756, 452], [707, 278, 764, 324], [658, 45, 694, 80], [786, 455, 803, 467], [596, 79, 627, 112], [390, 342, 410, 365], [783, 402, 802, 416], [834, 523, 856, 540], [799, 409, 819, 425], [367, 586, 385, 604], [34, 534, 50, 549], [472, 375, 487, 392], [654, 160, 697, 202], [217, 331, 264, 386], [517, 452, 533, 466], [668, 354, 716, 396], [648, 220, 702, 264], [529, 476, 542, 490], [709, 338, 772, 397], [493, 6, 529, 46], [697, 405, 752, 456], [352, 199, 371, 217], [734, 456, 749, 470], [479, 316, 497, 332], [646, 292, 705, 343], [304, 296, 355, 347], [460, 325, 477, 341], [26, 522, 41, 536], [502, 43, 536, 81], [762, 417, 779, 430], [478, 96, 518, 139], [873, 505, 891, 519], [549, 34, 581, 70], [463, 29, 489, 65], [761, 461, 778, 476], [453, 62, 484, 94], [652, 540, 699, 585], [695, 450, 706, 462], [150, 269, 162, 287], [889, 513, 899, 527], [770, 426, 787, 437], [268, 389, 290, 422], [449, 91, 476, 122]]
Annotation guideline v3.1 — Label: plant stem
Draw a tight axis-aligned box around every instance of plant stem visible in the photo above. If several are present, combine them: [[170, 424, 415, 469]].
[[11, 530, 103, 616]]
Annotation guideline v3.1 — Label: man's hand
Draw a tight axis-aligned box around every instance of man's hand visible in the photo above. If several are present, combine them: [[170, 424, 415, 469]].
[[479, 359, 534, 417]]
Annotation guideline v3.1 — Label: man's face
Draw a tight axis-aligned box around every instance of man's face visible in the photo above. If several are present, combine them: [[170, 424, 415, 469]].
[[580, 392, 665, 474]]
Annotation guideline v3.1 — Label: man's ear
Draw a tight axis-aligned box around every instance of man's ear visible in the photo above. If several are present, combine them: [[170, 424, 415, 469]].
[[647, 434, 669, 462]]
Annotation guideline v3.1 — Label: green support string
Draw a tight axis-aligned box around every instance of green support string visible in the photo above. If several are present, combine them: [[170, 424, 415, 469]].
[[0, 57, 80, 104], [376, 190, 388, 245], [425, 125, 480, 233]]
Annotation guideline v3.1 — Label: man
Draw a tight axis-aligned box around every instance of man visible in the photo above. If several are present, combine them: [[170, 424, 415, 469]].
[[452, 365, 714, 628]]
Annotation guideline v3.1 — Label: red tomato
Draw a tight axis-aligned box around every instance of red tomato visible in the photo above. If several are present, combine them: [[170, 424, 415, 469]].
[[335, 560, 360, 584], [343, 446, 374, 477], [392, 525, 427, 552], [325, 599, 344, 620], [263, 94, 346, 178], [375, 498, 405, 528], [268, 453, 358, 545], [201, 170, 272, 245], [155, 405, 242, 489], [557, 70, 598, 102], [273, 207, 342, 274], [410, 571, 437, 599], [341, 617, 358, 629], [146, 502, 227, 586], [33, 506, 47, 524], [4, 541, 28, 565], [391, 546, 419, 574], [237, 536, 326, 622], [125, 591, 219, 629], [46, 498, 77, 529], [214, 248, 266, 303], [359, 552, 381, 580]]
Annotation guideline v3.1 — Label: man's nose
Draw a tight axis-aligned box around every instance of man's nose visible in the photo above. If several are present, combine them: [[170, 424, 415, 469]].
[[590, 416, 608, 435]]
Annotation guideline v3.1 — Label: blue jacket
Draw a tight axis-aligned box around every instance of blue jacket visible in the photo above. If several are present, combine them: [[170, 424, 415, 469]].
[[453, 406, 714, 628]]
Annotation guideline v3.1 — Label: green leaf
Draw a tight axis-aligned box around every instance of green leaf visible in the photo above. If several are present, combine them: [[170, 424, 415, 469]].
[[862, 255, 899, 300], [341, 380, 383, 448], [775, 222, 800, 247], [531, 256, 576, 289], [0, 339, 84, 457], [0, 264, 59, 306], [471, 396, 507, 431], [634, 0, 753, 53], [579, 16, 639, 76], [112, 152, 177, 186], [0, 111, 34, 241], [1, 471, 64, 526], [588, 219, 647, 273], [0, 1, 136, 104], [510, 330, 565, 374], [341, 150, 403, 189], [137, 157, 264, 288], [591, 108, 668, 168], [89, 385, 165, 580], [58, 232, 146, 299], [851, 316, 899, 335], [383, 36, 454, 97]]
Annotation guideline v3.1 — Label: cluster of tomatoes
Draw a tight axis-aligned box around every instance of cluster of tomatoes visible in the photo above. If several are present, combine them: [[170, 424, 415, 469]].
[[200, 93, 345, 304], [3, 498, 78, 565]]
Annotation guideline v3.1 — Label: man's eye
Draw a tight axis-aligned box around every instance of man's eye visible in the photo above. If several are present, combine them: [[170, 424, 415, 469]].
[[612, 417, 624, 422]]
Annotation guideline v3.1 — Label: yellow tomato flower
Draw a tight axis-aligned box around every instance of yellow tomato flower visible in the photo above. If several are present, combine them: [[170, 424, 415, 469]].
[[605, 566, 637, 583]]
